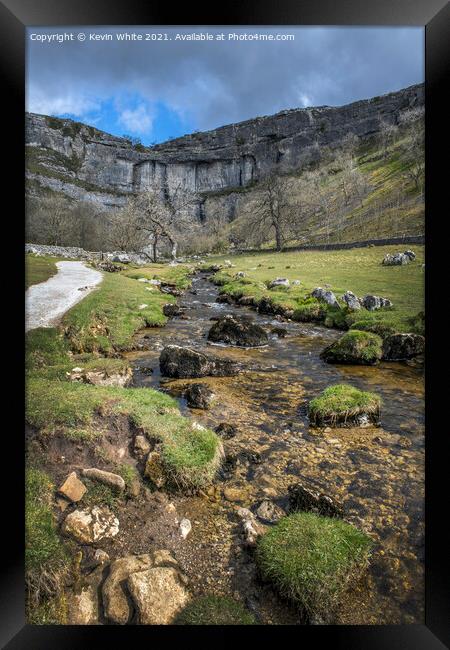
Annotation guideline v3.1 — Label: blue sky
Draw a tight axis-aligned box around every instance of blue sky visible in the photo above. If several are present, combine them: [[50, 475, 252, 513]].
[[26, 27, 424, 145]]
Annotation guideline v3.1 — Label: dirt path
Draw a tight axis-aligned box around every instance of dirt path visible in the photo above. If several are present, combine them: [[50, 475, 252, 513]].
[[25, 261, 102, 332]]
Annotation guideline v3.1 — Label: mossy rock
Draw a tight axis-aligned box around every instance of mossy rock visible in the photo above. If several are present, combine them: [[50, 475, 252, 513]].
[[308, 383, 381, 427], [349, 319, 397, 339], [175, 595, 256, 625], [292, 301, 325, 323], [321, 330, 383, 365], [255, 512, 372, 619]]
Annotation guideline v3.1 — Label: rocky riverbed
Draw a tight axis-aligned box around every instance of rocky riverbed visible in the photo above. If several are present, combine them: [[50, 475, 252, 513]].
[[122, 271, 425, 625]]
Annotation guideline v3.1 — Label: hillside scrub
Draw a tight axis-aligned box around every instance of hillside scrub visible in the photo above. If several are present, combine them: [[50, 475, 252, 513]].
[[308, 384, 382, 427], [207, 245, 424, 335], [255, 512, 372, 619], [62, 267, 190, 354]]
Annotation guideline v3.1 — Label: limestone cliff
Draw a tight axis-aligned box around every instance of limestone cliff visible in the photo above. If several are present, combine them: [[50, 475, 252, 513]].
[[25, 83, 424, 218]]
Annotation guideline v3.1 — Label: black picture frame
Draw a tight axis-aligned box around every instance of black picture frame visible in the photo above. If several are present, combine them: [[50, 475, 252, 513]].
[[2, 0, 449, 646]]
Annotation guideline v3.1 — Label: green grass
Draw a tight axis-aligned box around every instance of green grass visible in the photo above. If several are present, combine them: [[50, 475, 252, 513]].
[[25, 468, 70, 623], [122, 263, 193, 289], [26, 327, 222, 490], [207, 244, 424, 334], [175, 596, 257, 625], [308, 384, 382, 426], [82, 479, 122, 510], [25, 468, 68, 573], [27, 594, 68, 625], [321, 330, 383, 365], [25, 254, 58, 289], [62, 264, 193, 354], [256, 512, 372, 618], [62, 272, 172, 353]]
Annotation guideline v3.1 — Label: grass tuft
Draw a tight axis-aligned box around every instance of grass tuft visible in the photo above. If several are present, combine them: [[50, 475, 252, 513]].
[[25, 468, 70, 621], [308, 383, 381, 426], [256, 512, 372, 618], [175, 595, 256, 625], [321, 330, 383, 365]]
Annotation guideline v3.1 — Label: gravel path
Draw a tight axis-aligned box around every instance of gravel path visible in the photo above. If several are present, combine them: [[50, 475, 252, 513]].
[[25, 261, 103, 332]]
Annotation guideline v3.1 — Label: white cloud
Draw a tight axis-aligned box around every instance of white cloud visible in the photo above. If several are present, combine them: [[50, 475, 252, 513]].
[[26, 86, 100, 117], [117, 104, 154, 136], [298, 93, 313, 108]]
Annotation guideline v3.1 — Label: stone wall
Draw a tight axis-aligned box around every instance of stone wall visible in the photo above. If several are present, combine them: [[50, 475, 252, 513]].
[[25, 243, 150, 265]]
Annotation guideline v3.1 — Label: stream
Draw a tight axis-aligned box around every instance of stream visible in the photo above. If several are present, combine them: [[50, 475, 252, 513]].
[[125, 272, 424, 624]]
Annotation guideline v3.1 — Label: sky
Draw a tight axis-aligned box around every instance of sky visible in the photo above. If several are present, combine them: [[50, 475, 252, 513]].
[[26, 26, 424, 145]]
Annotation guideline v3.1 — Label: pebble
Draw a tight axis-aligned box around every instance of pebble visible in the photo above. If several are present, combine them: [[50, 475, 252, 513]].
[[180, 518, 192, 539]]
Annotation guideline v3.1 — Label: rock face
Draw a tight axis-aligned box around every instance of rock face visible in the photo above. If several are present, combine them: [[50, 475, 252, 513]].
[[127, 567, 190, 625], [61, 506, 119, 544], [185, 383, 215, 409], [207, 315, 268, 347], [382, 333, 425, 360], [26, 84, 423, 213], [160, 344, 239, 378], [288, 482, 344, 519], [311, 287, 340, 309]]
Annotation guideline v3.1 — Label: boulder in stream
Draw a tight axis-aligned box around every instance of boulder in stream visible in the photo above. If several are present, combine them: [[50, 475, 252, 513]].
[[382, 333, 425, 360], [163, 303, 183, 318], [321, 330, 383, 365], [288, 482, 344, 519], [185, 383, 215, 409], [207, 314, 268, 347], [160, 345, 239, 378], [215, 423, 237, 439]]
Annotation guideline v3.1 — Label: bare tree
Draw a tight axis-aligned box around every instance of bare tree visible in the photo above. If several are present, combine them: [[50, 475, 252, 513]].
[[241, 175, 298, 251], [305, 169, 335, 244], [379, 118, 399, 159], [134, 181, 200, 261], [26, 195, 73, 246], [107, 200, 149, 253], [399, 108, 425, 194]]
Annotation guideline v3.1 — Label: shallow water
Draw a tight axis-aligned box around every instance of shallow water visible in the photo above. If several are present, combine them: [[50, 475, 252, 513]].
[[125, 272, 424, 624]]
